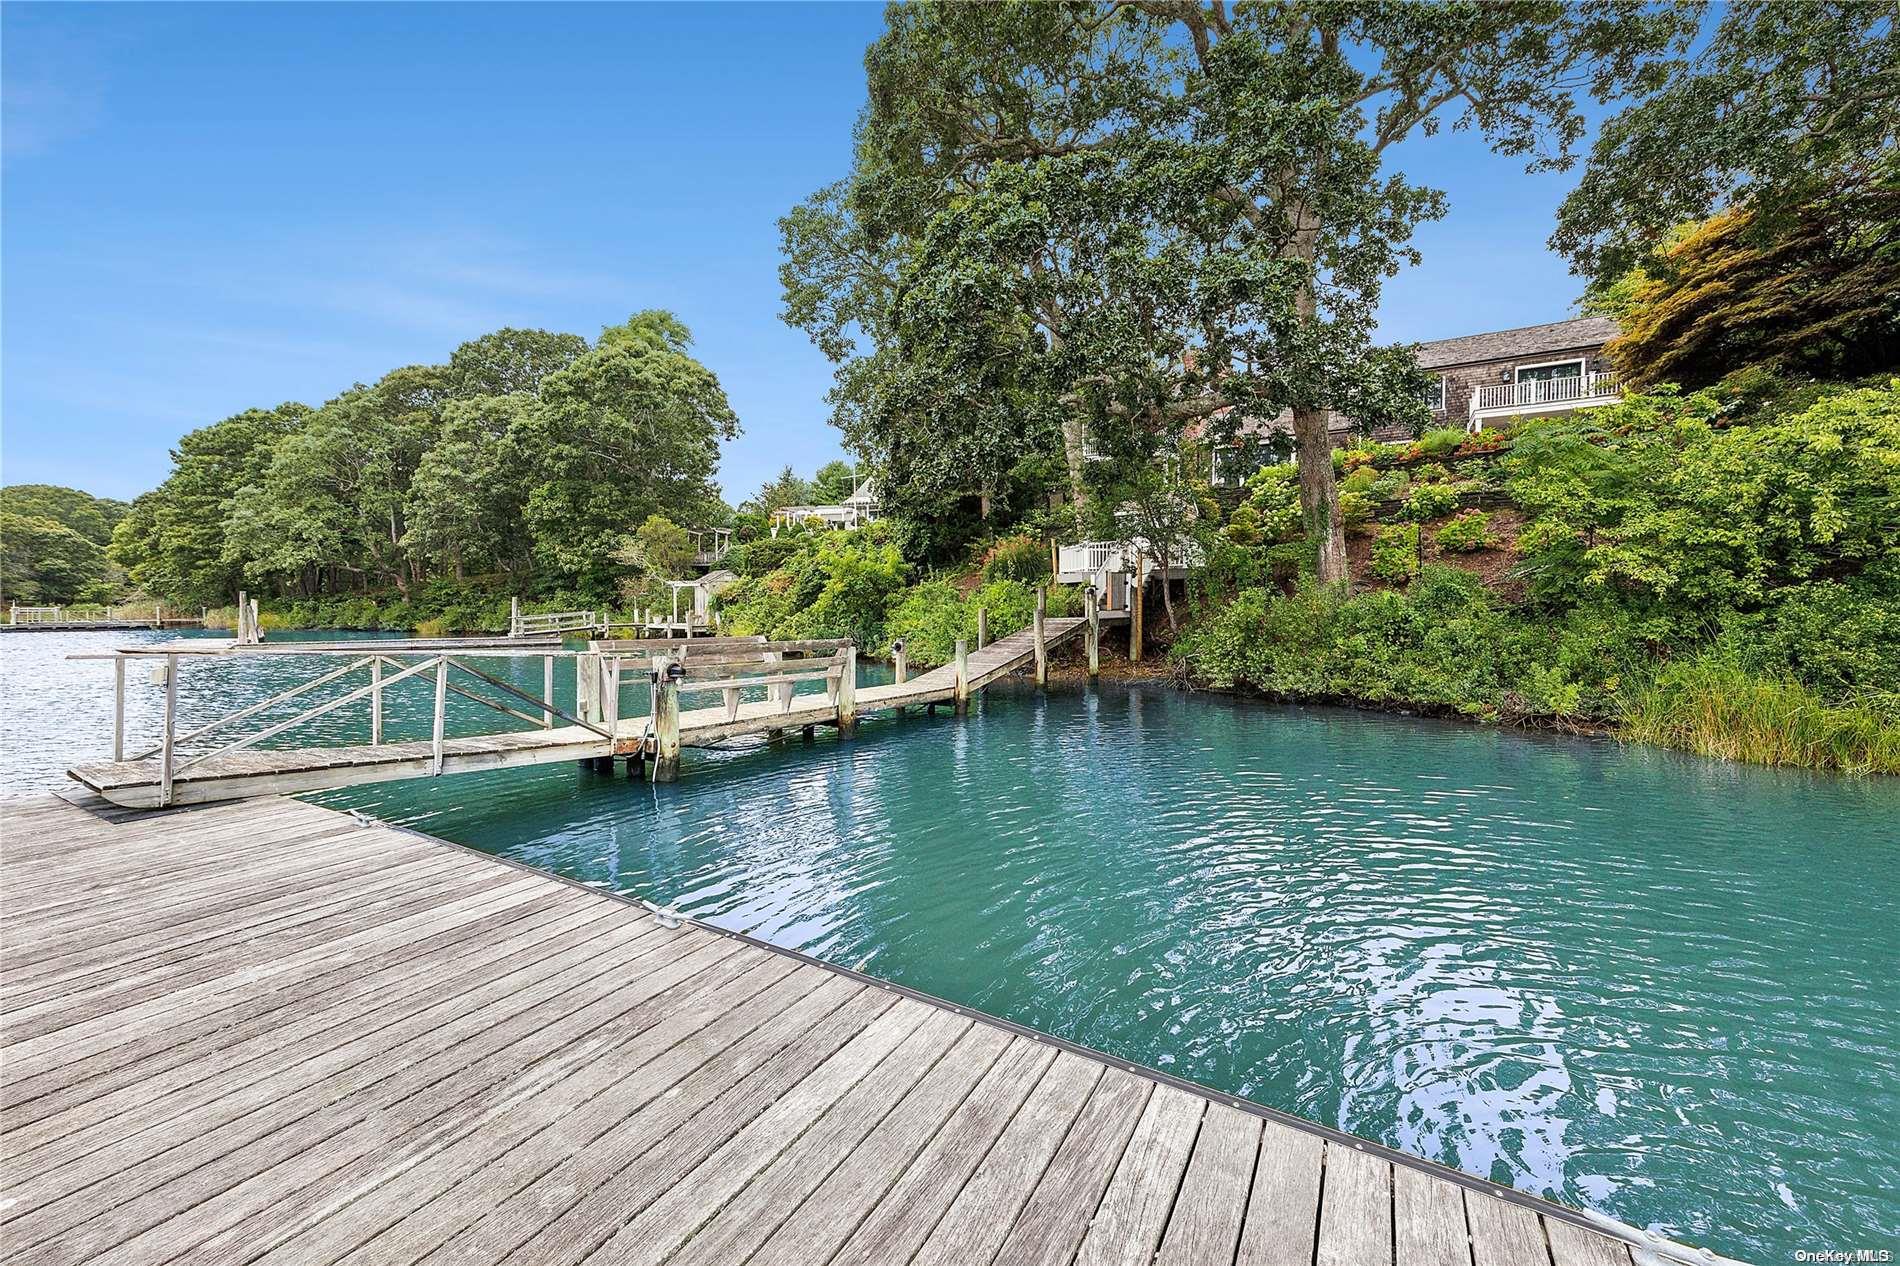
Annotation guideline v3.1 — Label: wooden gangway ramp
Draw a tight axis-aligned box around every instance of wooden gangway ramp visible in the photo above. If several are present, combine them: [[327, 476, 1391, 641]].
[[67, 619, 1100, 808], [1, 793, 1670, 1266]]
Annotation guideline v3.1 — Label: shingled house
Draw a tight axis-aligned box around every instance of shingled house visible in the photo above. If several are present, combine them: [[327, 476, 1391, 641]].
[[1208, 315, 1624, 485]]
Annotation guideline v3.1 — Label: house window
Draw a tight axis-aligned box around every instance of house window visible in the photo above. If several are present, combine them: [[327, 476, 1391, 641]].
[[1515, 359, 1584, 386], [1424, 374, 1446, 412]]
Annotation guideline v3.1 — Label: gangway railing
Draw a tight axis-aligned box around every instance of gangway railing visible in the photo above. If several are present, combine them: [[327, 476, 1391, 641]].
[[509, 608, 598, 638], [72, 644, 611, 807]]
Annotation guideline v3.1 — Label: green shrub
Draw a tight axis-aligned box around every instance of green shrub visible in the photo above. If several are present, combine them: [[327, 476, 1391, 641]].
[[981, 535, 1050, 585], [1400, 482, 1460, 522], [1417, 427, 1468, 458], [728, 534, 804, 578], [1222, 504, 1264, 546], [1369, 524, 1420, 583], [1434, 510, 1495, 553], [883, 580, 968, 667], [1340, 466, 1381, 494], [1339, 491, 1377, 529]]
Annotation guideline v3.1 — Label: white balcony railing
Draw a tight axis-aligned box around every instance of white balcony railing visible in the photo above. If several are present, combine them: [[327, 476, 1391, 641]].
[[1471, 371, 1622, 419], [1057, 536, 1203, 580]]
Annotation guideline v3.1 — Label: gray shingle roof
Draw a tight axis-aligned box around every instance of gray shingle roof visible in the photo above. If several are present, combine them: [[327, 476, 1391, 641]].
[[1414, 316, 1620, 369]]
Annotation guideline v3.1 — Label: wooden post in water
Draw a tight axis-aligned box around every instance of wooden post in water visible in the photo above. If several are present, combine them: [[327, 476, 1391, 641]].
[[236, 591, 248, 644], [1085, 586, 1100, 678], [954, 638, 970, 715], [652, 654, 681, 782], [893, 641, 907, 685], [1033, 586, 1048, 686], [510, 596, 521, 637], [430, 658, 448, 776], [250, 597, 261, 643], [542, 655, 555, 728], [370, 657, 383, 745], [837, 646, 858, 735], [112, 655, 126, 761], [159, 653, 177, 807], [976, 606, 989, 651], [1129, 563, 1144, 664]]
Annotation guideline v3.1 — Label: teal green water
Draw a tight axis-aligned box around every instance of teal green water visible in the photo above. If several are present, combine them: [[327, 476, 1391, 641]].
[[9, 631, 1896, 1259]]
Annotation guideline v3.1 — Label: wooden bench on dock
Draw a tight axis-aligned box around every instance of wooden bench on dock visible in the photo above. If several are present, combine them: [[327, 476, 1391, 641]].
[[0, 792, 1684, 1266]]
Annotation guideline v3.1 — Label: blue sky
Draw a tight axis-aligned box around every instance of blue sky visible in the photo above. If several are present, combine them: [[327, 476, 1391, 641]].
[[5, 2, 1604, 504]]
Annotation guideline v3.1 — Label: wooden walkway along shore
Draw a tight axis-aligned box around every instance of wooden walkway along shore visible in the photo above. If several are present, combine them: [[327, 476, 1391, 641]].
[[66, 615, 1106, 809], [0, 792, 1666, 1266]]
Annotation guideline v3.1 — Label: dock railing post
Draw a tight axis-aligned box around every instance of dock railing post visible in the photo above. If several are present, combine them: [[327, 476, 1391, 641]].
[[976, 606, 988, 651], [371, 657, 384, 745], [1085, 585, 1100, 678], [652, 655, 681, 781], [954, 638, 970, 715], [159, 652, 177, 807], [113, 654, 126, 761], [542, 655, 555, 728], [838, 646, 858, 735], [430, 657, 448, 776], [1033, 586, 1048, 686], [576, 653, 598, 725]]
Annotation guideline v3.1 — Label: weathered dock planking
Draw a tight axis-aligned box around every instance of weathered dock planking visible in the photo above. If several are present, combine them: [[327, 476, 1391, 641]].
[[0, 792, 1658, 1266], [67, 618, 1105, 808]]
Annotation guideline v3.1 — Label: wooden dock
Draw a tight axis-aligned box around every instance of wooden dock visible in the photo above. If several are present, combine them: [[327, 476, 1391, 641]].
[[0, 792, 1660, 1266], [67, 619, 1102, 808]]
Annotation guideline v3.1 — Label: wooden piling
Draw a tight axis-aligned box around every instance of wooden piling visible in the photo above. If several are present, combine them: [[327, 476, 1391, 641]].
[[976, 606, 989, 650], [652, 654, 681, 781], [1033, 586, 1048, 686], [954, 638, 970, 715], [1085, 586, 1100, 678], [838, 646, 858, 735], [371, 658, 383, 745], [1130, 567, 1144, 664], [542, 655, 555, 728], [893, 644, 907, 685]]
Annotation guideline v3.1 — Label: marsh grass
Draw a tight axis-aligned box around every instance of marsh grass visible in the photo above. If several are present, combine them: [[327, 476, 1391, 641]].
[[1623, 660, 1900, 775]]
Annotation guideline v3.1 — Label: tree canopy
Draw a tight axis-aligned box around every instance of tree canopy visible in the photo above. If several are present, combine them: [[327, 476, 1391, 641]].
[[110, 313, 738, 606], [782, 0, 1692, 579], [1553, 0, 1900, 288], [0, 484, 130, 604]]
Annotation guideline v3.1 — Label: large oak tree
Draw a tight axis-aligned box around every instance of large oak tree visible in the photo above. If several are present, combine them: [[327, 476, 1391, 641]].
[[783, 1, 1691, 581]]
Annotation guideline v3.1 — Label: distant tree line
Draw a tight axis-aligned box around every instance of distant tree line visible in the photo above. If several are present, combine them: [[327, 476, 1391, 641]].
[[0, 485, 130, 605], [109, 312, 739, 607]]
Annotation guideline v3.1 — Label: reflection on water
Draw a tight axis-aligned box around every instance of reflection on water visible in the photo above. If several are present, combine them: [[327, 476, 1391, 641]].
[[6, 630, 1895, 1260]]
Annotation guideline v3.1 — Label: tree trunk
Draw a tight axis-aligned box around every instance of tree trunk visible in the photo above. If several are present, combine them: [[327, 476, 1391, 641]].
[[1060, 414, 1089, 532], [1293, 405, 1348, 584], [1158, 555, 1177, 632]]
